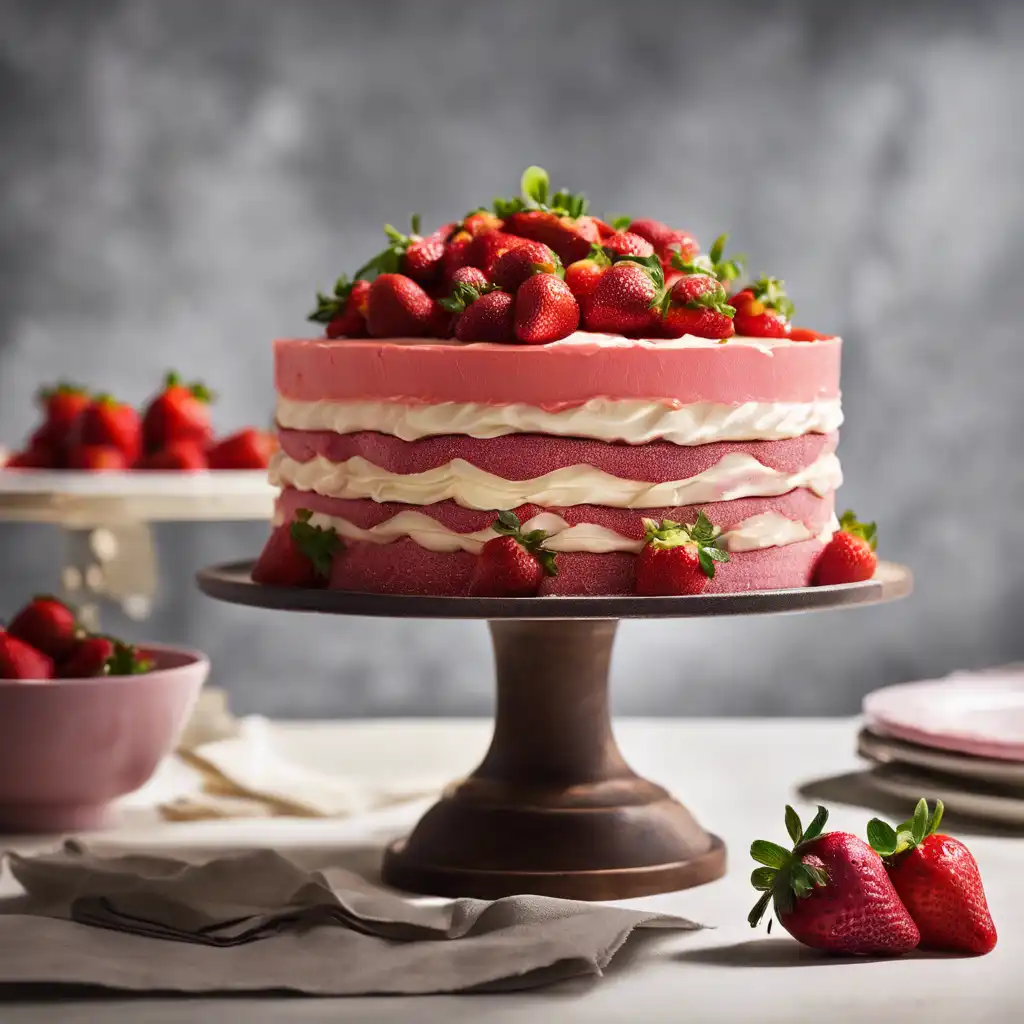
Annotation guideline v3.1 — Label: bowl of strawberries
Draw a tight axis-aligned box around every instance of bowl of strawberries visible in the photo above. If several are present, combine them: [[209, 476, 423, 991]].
[[0, 596, 208, 833]]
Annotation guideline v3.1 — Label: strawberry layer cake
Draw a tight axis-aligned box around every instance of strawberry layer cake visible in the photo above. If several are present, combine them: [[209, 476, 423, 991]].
[[255, 166, 851, 597]]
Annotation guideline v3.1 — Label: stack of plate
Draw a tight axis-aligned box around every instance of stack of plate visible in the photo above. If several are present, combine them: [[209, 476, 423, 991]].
[[859, 668, 1024, 825]]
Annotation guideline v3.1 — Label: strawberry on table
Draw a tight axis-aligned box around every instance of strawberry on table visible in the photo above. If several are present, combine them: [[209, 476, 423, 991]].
[[749, 805, 920, 956], [659, 273, 736, 340], [0, 631, 54, 681], [514, 273, 579, 344], [867, 799, 997, 955], [581, 253, 664, 335], [207, 428, 277, 470], [308, 276, 371, 339], [74, 394, 141, 465], [470, 510, 558, 597], [490, 241, 562, 292], [7, 595, 79, 660], [66, 445, 129, 471], [813, 510, 877, 585], [731, 277, 794, 338], [633, 512, 730, 595], [365, 273, 435, 338], [141, 372, 214, 454], [135, 441, 209, 471], [5, 445, 56, 469], [251, 509, 343, 588]]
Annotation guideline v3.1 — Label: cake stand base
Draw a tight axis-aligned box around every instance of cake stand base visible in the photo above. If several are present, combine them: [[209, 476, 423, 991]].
[[382, 619, 725, 900]]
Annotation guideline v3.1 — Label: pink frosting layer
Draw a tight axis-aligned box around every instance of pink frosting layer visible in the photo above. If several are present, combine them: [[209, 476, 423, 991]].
[[274, 336, 842, 408], [278, 430, 838, 482], [276, 488, 834, 537], [318, 536, 825, 596]]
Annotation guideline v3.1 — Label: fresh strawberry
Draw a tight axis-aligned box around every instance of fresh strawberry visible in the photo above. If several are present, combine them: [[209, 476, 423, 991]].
[[503, 210, 601, 266], [789, 326, 832, 342], [207, 429, 277, 470], [74, 395, 141, 464], [490, 241, 561, 292], [633, 512, 730, 595], [35, 383, 91, 447], [867, 799, 997, 955], [564, 247, 612, 301], [469, 510, 558, 597], [365, 273, 435, 338], [0, 632, 54, 681], [671, 234, 745, 290], [464, 230, 526, 276], [136, 441, 208, 471], [66, 445, 129, 471], [628, 218, 700, 262], [813, 510, 877, 585], [58, 635, 151, 678], [659, 273, 736, 340], [461, 210, 504, 237], [581, 254, 663, 335], [514, 274, 579, 344], [309, 276, 370, 339], [350, 215, 449, 287], [594, 215, 630, 239], [600, 231, 655, 259], [453, 290, 516, 343], [449, 266, 490, 291], [251, 509, 343, 588], [141, 372, 214, 454], [5, 445, 55, 469], [7, 595, 79, 660], [441, 232, 473, 283], [731, 277, 794, 337], [749, 805, 920, 956]]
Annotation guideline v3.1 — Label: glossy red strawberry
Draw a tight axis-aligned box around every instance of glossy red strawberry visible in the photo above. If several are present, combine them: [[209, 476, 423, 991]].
[[207, 429, 277, 470], [732, 277, 793, 338], [449, 266, 490, 290], [660, 273, 736, 340], [633, 513, 729, 595], [813, 510, 877, 585], [867, 799, 996, 955], [59, 636, 151, 678], [351, 216, 450, 287], [514, 274, 579, 344], [141, 372, 214, 454], [490, 241, 561, 292], [136, 441, 208, 471], [749, 805, 920, 956], [453, 290, 515, 343], [0, 631, 54, 680], [600, 231, 655, 259], [66, 445, 129, 471], [366, 273, 435, 338], [503, 210, 601, 265], [35, 383, 90, 448], [7, 596, 79, 660], [251, 509, 343, 588], [469, 510, 558, 597], [461, 210, 504, 237], [309, 277, 370, 339], [74, 395, 141, 464], [628, 218, 699, 262], [464, 230, 525, 276], [581, 255, 662, 335]]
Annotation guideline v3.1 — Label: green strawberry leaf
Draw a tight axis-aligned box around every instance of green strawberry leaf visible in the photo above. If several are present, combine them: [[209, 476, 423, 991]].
[[496, 509, 522, 533], [911, 798, 930, 845], [785, 805, 803, 845], [606, 214, 632, 231], [750, 840, 789, 869], [751, 276, 795, 320], [800, 806, 829, 842], [290, 509, 343, 578], [520, 166, 550, 207], [748, 890, 773, 928], [866, 818, 900, 857], [750, 867, 776, 891], [616, 252, 665, 289], [928, 799, 945, 836]]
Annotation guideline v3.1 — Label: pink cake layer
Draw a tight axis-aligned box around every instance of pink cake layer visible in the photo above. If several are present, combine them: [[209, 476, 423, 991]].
[[275, 336, 842, 407], [277, 430, 838, 482], [276, 487, 834, 539], [318, 535, 826, 595]]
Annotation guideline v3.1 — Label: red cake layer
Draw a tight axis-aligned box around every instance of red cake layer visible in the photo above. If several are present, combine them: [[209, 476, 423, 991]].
[[277, 430, 838, 483]]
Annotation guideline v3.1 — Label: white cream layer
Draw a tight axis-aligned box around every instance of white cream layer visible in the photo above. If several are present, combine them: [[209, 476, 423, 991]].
[[270, 451, 842, 511], [276, 396, 843, 445], [273, 508, 837, 556]]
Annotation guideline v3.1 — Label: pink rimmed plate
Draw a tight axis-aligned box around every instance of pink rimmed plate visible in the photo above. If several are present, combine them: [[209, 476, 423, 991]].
[[863, 669, 1024, 763]]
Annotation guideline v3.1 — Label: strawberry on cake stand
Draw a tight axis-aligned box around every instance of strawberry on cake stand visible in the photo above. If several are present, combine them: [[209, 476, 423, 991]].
[[198, 167, 913, 899], [0, 374, 275, 628]]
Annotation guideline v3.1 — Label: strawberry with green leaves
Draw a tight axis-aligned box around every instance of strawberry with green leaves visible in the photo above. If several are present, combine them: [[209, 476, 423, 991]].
[[470, 510, 558, 597], [581, 253, 664, 335], [490, 240, 562, 292], [354, 215, 451, 287], [867, 799, 997, 955], [749, 805, 920, 956], [514, 273, 579, 344], [659, 273, 736, 340], [252, 509, 343, 588], [73, 394, 141, 465], [366, 273, 436, 338], [141, 372, 215, 454], [628, 218, 700, 264], [671, 233, 746, 290], [441, 278, 515, 342], [34, 382, 91, 451], [564, 245, 612, 301], [813, 510, 877, 585], [633, 512, 730, 595], [731, 276, 794, 338], [60, 636, 153, 678], [7, 596, 79, 660], [308, 276, 371, 339]]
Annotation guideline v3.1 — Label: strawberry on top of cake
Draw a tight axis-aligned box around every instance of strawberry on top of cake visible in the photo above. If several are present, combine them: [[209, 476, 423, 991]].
[[257, 166, 866, 597]]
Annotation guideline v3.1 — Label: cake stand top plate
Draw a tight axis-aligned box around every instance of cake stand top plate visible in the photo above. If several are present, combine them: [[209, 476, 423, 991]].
[[0, 469, 275, 525], [196, 559, 912, 620]]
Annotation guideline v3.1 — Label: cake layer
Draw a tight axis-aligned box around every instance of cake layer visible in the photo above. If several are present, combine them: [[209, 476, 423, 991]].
[[275, 334, 842, 408]]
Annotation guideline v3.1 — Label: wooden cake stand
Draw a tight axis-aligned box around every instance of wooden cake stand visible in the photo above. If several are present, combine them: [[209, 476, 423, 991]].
[[197, 561, 912, 901]]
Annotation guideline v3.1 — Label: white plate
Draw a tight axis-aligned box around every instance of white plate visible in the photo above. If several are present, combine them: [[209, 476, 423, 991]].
[[0, 468, 275, 525], [862, 670, 1024, 763]]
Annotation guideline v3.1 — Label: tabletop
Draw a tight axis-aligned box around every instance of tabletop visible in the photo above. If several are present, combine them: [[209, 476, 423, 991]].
[[1, 717, 1018, 1023]]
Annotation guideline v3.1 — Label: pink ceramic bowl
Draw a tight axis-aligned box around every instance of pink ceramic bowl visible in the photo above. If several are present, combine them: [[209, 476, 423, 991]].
[[0, 643, 209, 833]]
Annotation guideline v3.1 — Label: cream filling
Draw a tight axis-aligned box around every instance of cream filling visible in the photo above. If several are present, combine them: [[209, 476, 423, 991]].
[[273, 508, 837, 556], [275, 396, 844, 445], [270, 451, 842, 511]]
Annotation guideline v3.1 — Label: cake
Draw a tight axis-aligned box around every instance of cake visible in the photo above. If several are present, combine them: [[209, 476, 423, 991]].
[[256, 166, 855, 597]]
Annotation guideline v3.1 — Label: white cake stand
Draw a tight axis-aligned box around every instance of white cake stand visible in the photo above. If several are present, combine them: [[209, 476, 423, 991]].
[[0, 469, 274, 628]]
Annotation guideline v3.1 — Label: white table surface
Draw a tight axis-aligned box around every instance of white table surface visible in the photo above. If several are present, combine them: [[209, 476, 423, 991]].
[[1, 718, 1019, 1023]]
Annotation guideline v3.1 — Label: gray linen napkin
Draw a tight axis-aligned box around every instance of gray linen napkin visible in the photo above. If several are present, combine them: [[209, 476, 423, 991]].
[[0, 841, 702, 995]]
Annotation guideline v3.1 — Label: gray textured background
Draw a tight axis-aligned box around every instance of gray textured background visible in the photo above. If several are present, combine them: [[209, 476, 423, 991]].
[[1, 0, 1021, 718]]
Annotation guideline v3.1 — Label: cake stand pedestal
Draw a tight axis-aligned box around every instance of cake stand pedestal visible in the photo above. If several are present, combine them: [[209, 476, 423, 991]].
[[0, 470, 274, 628], [197, 561, 912, 901]]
